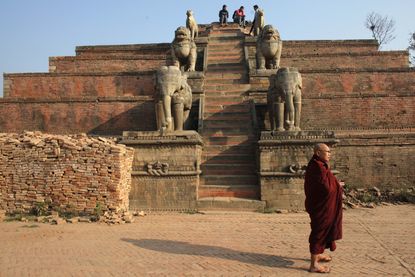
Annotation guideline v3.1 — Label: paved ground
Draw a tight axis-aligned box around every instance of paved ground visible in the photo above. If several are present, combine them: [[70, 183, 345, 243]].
[[0, 205, 414, 276]]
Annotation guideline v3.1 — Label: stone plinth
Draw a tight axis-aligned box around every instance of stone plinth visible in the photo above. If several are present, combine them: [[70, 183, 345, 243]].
[[258, 130, 338, 210], [121, 131, 203, 211]]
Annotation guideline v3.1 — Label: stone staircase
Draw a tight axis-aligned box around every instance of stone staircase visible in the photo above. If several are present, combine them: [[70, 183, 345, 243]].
[[197, 24, 264, 211]]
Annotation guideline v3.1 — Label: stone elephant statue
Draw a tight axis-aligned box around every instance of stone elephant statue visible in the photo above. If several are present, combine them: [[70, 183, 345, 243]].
[[155, 66, 193, 132], [256, 24, 282, 70], [267, 67, 302, 131], [171, 26, 197, 72]]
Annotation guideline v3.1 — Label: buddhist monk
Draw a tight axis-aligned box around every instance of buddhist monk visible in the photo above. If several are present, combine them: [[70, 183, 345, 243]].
[[304, 143, 343, 273]]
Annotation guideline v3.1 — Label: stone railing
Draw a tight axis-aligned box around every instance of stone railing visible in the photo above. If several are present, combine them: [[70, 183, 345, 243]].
[[0, 132, 134, 214]]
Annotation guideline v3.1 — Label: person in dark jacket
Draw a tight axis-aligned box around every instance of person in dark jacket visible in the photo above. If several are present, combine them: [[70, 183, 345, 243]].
[[304, 143, 343, 273], [219, 5, 229, 26]]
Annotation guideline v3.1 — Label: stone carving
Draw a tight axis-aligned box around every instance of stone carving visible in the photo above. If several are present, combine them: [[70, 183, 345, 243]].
[[288, 163, 307, 175], [146, 161, 169, 176], [268, 67, 302, 131], [155, 66, 192, 132], [256, 24, 282, 70], [186, 10, 198, 41], [171, 26, 197, 72], [253, 8, 265, 36]]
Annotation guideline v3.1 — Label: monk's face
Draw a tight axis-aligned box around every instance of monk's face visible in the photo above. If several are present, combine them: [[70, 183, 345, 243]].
[[317, 145, 331, 163]]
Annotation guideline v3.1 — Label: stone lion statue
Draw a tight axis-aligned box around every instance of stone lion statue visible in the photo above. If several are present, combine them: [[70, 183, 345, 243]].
[[256, 24, 282, 70], [186, 10, 198, 41], [171, 26, 197, 72]]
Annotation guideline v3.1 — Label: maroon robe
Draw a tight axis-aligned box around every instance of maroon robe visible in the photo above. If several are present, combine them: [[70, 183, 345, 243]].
[[304, 154, 343, 254]]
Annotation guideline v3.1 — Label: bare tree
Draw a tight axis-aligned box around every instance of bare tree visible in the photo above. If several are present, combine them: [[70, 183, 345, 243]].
[[365, 12, 396, 48], [409, 31, 415, 66]]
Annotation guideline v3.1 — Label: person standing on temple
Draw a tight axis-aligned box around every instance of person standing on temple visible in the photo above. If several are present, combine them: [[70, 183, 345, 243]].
[[249, 4, 264, 36]]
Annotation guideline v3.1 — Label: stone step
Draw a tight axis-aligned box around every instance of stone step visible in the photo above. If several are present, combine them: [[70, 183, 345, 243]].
[[202, 145, 255, 154], [201, 164, 257, 175], [203, 112, 251, 121], [197, 197, 265, 212], [198, 182, 260, 195], [207, 59, 245, 66], [205, 72, 246, 79], [198, 185, 259, 199], [204, 104, 250, 113], [204, 90, 249, 96], [204, 99, 245, 106], [201, 175, 258, 187], [208, 50, 243, 57], [203, 116, 251, 122], [208, 38, 243, 44], [205, 67, 247, 75], [207, 46, 243, 52], [204, 91, 248, 97], [203, 153, 254, 164], [208, 31, 244, 37], [204, 78, 247, 85], [206, 63, 247, 72], [202, 130, 254, 137], [204, 95, 245, 101], [204, 134, 254, 144], [203, 121, 253, 129], [209, 26, 247, 33], [203, 83, 251, 91]]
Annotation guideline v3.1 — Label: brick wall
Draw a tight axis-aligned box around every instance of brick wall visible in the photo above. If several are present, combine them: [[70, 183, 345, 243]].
[[281, 40, 379, 55], [334, 131, 415, 190], [0, 70, 204, 135], [250, 70, 415, 95], [245, 38, 409, 71], [3, 72, 155, 99], [75, 43, 171, 58], [0, 99, 156, 135], [251, 69, 415, 130], [0, 131, 134, 214], [279, 52, 409, 71], [49, 56, 168, 73], [301, 95, 414, 129]]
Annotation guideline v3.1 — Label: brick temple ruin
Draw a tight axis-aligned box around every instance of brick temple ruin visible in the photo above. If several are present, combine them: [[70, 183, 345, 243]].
[[1, 21, 414, 213]]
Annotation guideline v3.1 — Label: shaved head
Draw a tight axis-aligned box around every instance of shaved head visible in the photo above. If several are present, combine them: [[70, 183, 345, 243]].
[[314, 143, 331, 162], [313, 143, 328, 154]]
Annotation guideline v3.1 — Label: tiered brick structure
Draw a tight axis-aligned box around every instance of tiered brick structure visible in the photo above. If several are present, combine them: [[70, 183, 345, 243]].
[[1, 22, 414, 210]]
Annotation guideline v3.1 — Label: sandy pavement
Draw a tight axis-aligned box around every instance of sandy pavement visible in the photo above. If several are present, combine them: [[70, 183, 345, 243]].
[[0, 204, 414, 276]]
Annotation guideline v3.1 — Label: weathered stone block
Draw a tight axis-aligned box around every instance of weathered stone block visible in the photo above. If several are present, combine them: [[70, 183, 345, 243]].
[[121, 131, 203, 210], [258, 131, 338, 210]]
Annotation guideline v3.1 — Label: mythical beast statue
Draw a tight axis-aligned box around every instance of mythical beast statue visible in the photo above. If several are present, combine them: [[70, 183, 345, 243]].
[[256, 24, 282, 70], [155, 66, 192, 132], [267, 67, 302, 131], [171, 26, 197, 72], [186, 10, 198, 41]]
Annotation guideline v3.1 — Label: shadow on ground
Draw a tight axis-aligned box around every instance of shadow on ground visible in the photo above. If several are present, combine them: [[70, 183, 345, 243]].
[[122, 238, 308, 271]]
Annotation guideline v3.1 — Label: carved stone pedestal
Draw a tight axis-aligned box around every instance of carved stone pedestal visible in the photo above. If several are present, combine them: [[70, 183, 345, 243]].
[[258, 130, 338, 210], [121, 131, 203, 211]]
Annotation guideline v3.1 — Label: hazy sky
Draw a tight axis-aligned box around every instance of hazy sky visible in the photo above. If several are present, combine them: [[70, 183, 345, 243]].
[[0, 0, 413, 96]]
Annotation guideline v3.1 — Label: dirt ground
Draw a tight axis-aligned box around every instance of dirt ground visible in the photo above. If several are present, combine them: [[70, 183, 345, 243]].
[[0, 204, 414, 276]]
